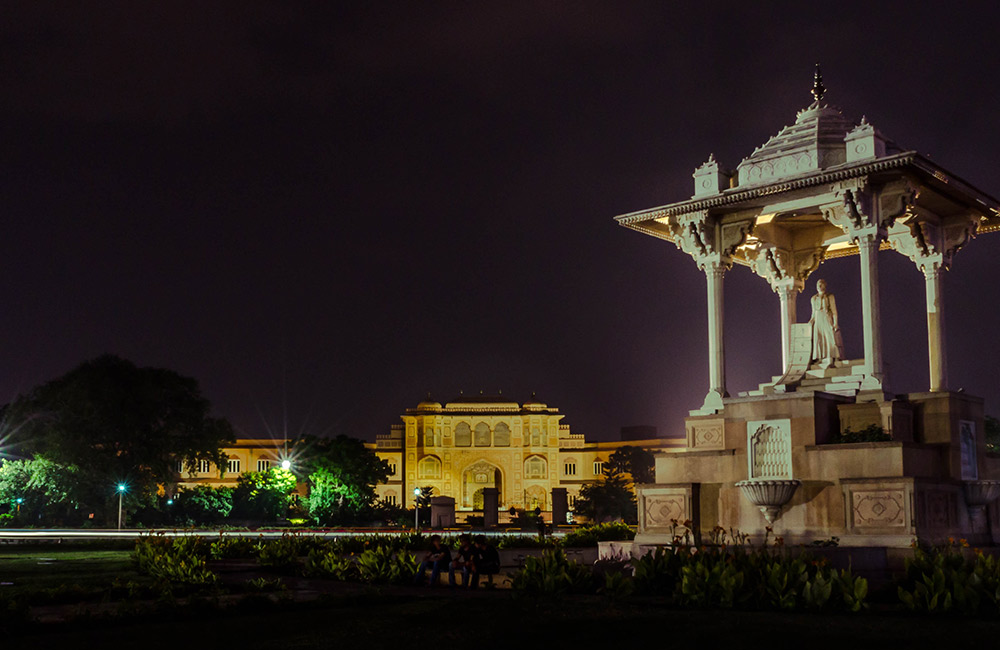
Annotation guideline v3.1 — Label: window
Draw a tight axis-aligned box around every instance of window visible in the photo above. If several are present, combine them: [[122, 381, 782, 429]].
[[530, 427, 542, 446], [227, 459, 241, 474], [474, 422, 491, 447], [198, 459, 212, 473], [384, 492, 397, 506], [418, 455, 442, 479], [455, 422, 472, 447], [257, 459, 272, 472], [524, 456, 547, 479], [494, 422, 511, 447], [388, 462, 397, 475], [174, 460, 184, 473], [563, 461, 577, 476], [593, 461, 604, 475], [423, 429, 436, 446]]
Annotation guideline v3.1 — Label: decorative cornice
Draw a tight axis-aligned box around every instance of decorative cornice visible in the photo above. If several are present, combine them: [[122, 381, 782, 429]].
[[614, 152, 1000, 226]]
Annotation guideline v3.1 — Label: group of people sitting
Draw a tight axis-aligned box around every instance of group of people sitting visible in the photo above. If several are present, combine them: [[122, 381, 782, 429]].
[[413, 534, 501, 588]]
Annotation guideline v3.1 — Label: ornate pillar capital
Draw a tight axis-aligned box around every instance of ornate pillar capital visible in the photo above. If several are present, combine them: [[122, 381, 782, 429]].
[[671, 211, 751, 273]]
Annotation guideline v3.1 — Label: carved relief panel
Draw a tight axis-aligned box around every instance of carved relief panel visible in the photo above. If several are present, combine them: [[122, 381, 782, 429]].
[[746, 419, 793, 480], [637, 485, 699, 535], [686, 417, 725, 450]]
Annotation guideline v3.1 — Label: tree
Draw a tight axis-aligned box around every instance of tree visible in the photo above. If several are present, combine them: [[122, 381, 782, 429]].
[[231, 468, 297, 521], [608, 446, 655, 485], [296, 435, 390, 525], [0, 457, 90, 525], [4, 355, 235, 521], [573, 464, 637, 524]]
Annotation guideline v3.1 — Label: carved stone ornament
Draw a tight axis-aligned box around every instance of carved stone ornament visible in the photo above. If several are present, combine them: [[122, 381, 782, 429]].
[[643, 495, 687, 529], [852, 490, 906, 528], [735, 479, 801, 524]]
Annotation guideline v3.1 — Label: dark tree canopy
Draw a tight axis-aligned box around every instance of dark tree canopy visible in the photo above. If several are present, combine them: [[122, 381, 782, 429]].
[[5, 354, 235, 512], [608, 446, 656, 485], [573, 464, 637, 524]]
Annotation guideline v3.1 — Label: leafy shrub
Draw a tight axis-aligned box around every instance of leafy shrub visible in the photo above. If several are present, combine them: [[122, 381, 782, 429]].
[[511, 547, 596, 596], [562, 522, 636, 547], [829, 424, 891, 444], [245, 577, 286, 592], [210, 534, 262, 560], [495, 534, 558, 550], [304, 549, 359, 580], [628, 544, 867, 612], [897, 540, 1000, 615], [356, 546, 418, 584], [134, 534, 217, 585]]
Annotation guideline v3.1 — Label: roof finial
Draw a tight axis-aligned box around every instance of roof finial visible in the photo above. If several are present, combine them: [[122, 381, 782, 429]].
[[811, 63, 826, 103]]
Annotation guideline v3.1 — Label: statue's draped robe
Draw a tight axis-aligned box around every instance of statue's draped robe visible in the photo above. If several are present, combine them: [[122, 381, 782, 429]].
[[810, 292, 841, 363]]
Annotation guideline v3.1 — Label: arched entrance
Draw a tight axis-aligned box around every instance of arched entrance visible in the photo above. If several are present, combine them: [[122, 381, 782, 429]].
[[462, 460, 502, 510]]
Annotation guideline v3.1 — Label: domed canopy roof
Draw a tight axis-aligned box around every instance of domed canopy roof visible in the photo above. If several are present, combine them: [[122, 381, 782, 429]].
[[735, 101, 859, 187]]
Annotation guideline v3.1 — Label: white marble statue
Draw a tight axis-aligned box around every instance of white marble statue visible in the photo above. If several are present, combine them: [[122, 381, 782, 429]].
[[809, 279, 843, 367]]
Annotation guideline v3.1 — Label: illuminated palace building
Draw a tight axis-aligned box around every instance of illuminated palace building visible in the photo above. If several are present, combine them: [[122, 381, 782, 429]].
[[372, 393, 682, 517]]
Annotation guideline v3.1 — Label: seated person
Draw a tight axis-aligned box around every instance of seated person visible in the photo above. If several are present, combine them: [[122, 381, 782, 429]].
[[449, 534, 475, 587], [413, 534, 451, 586], [470, 535, 500, 588]]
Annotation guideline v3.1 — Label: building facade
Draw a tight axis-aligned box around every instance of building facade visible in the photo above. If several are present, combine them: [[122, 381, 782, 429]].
[[174, 439, 289, 489], [373, 394, 683, 517]]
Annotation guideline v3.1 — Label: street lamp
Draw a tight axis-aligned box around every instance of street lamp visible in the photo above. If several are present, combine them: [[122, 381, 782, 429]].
[[413, 487, 421, 532], [117, 484, 126, 531], [15, 497, 22, 516], [281, 459, 292, 471]]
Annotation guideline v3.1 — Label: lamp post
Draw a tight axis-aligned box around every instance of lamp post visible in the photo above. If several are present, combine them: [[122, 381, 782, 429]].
[[281, 459, 292, 471], [117, 484, 126, 531], [15, 497, 22, 516], [413, 487, 421, 532]]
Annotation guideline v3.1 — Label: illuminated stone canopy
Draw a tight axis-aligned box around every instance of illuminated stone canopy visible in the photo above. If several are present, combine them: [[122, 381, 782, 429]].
[[616, 68, 1000, 548]]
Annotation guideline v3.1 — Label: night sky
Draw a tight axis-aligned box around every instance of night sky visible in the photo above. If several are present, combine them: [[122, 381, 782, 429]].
[[2, 3, 999, 442]]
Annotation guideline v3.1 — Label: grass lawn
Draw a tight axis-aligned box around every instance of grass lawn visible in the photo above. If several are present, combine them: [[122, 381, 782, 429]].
[[0, 544, 150, 599]]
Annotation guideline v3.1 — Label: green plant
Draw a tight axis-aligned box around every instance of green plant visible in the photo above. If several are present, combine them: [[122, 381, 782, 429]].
[[257, 534, 304, 571], [210, 534, 262, 559], [896, 540, 994, 615], [133, 534, 217, 585], [511, 547, 596, 596], [631, 546, 683, 597], [244, 577, 286, 592], [356, 546, 417, 584], [562, 522, 636, 547], [304, 549, 358, 580], [830, 424, 891, 444]]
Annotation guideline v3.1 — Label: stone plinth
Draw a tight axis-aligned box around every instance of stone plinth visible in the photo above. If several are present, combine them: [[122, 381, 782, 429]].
[[482, 487, 499, 528], [551, 487, 568, 525], [430, 496, 455, 529]]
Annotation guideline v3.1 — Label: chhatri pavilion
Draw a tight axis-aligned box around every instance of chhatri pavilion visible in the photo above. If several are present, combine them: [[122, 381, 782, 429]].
[[616, 68, 1000, 547]]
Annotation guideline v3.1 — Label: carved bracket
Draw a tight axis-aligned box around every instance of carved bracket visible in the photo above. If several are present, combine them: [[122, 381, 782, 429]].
[[671, 211, 750, 272]]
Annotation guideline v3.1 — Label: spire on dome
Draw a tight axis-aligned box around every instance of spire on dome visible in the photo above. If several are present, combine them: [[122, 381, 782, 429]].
[[811, 63, 826, 103]]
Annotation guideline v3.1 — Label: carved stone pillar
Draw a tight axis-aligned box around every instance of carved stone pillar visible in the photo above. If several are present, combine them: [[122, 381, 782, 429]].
[[775, 280, 799, 372], [922, 265, 947, 391], [669, 211, 749, 414], [857, 234, 884, 387], [704, 262, 727, 410], [888, 211, 976, 393]]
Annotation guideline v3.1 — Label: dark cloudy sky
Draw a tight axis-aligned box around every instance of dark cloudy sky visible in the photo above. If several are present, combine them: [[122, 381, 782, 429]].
[[2, 2, 999, 442]]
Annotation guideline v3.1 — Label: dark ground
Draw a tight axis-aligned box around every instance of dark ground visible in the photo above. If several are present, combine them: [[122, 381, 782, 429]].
[[8, 590, 1000, 650]]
